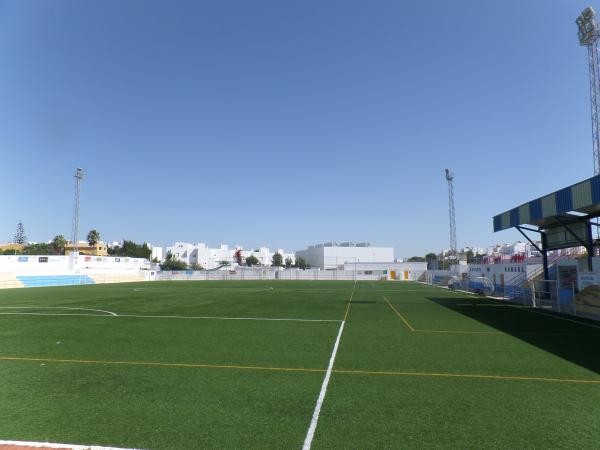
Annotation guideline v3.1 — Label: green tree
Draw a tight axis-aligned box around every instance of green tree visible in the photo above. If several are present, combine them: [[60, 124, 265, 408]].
[[246, 255, 259, 267], [51, 235, 67, 255], [160, 251, 188, 270], [109, 240, 152, 259], [464, 250, 475, 263], [271, 252, 283, 267], [190, 262, 204, 271], [407, 256, 426, 262], [284, 257, 293, 268], [297, 257, 308, 270], [14, 221, 26, 244], [22, 243, 52, 255], [87, 229, 100, 246], [425, 252, 438, 269]]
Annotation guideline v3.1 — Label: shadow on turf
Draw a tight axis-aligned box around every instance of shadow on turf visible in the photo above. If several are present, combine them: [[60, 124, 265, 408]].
[[427, 296, 600, 375]]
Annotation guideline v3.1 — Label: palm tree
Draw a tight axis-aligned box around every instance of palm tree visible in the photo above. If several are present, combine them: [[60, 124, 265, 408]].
[[87, 229, 100, 247], [51, 235, 67, 255]]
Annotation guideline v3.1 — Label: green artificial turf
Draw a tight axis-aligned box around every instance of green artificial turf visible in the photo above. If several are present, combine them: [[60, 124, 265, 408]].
[[0, 280, 599, 449]]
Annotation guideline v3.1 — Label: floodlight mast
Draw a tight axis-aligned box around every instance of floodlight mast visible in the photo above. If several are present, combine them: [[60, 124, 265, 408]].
[[445, 169, 457, 259], [71, 168, 84, 253], [577, 6, 600, 174]]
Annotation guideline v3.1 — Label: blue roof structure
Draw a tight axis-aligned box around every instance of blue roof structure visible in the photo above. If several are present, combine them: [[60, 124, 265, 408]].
[[493, 174, 600, 232]]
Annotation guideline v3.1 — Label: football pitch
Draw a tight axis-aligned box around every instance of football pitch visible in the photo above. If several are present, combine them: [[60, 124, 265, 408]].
[[1, 280, 600, 449]]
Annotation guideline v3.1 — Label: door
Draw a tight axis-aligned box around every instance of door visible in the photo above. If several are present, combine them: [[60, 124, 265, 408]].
[[390, 270, 396, 280], [404, 270, 409, 280]]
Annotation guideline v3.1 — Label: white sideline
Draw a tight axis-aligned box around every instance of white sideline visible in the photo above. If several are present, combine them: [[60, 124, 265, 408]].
[[0, 311, 340, 322], [524, 308, 600, 330], [302, 320, 346, 450], [0, 306, 117, 316], [0, 440, 138, 450]]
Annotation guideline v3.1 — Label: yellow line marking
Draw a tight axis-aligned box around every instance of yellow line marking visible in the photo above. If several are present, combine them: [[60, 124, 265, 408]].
[[2, 355, 598, 385], [333, 368, 600, 384], [383, 296, 415, 332], [416, 329, 501, 335], [0, 356, 326, 374], [382, 297, 590, 336], [343, 291, 354, 321]]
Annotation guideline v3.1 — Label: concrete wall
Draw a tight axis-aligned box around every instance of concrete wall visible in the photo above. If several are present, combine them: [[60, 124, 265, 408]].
[[342, 261, 426, 280]]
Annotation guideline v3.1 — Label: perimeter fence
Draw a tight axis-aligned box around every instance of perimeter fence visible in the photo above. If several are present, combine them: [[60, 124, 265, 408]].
[[154, 268, 384, 282], [0, 268, 388, 289], [421, 272, 600, 322]]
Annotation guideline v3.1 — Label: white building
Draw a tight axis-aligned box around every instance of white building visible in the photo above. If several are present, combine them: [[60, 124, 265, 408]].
[[163, 242, 294, 269], [295, 242, 394, 270], [150, 245, 163, 262]]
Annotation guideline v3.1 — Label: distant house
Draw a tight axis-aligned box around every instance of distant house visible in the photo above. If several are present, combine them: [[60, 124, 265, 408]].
[[65, 241, 108, 256], [0, 243, 25, 252]]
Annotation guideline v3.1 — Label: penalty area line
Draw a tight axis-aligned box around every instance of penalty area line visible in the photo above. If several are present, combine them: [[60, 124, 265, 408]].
[[0, 312, 340, 322]]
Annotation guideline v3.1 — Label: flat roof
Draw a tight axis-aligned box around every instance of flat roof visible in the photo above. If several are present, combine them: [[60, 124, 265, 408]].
[[493, 174, 600, 232]]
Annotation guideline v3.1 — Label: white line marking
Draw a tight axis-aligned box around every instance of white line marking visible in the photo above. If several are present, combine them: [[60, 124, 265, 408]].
[[0, 311, 340, 322], [117, 314, 339, 322], [524, 308, 600, 330], [0, 306, 117, 316], [302, 320, 346, 450], [0, 439, 138, 449], [132, 286, 275, 292]]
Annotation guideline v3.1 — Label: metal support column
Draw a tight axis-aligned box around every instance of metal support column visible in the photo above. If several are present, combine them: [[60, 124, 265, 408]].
[[541, 232, 550, 281], [586, 220, 594, 271]]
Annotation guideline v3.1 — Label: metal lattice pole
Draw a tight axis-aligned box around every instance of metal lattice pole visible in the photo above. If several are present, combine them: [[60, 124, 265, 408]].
[[577, 7, 600, 174], [587, 40, 600, 174], [445, 169, 457, 258], [71, 168, 84, 252]]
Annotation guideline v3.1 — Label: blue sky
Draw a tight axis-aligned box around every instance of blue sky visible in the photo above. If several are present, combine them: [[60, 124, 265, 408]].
[[0, 0, 596, 257]]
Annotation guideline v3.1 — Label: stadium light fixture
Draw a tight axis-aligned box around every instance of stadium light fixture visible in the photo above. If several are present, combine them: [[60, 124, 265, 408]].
[[577, 7, 599, 46]]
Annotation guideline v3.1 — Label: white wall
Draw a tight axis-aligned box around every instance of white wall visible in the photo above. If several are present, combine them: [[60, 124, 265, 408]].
[[0, 254, 150, 275], [151, 246, 163, 262], [296, 245, 394, 269], [342, 261, 426, 280]]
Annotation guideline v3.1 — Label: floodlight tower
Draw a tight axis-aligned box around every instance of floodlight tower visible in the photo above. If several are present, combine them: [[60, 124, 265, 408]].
[[71, 168, 84, 253], [445, 169, 457, 258], [577, 6, 600, 174]]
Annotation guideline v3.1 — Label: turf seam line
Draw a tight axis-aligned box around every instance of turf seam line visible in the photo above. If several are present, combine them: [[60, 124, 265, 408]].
[[343, 291, 354, 321], [383, 296, 415, 332]]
